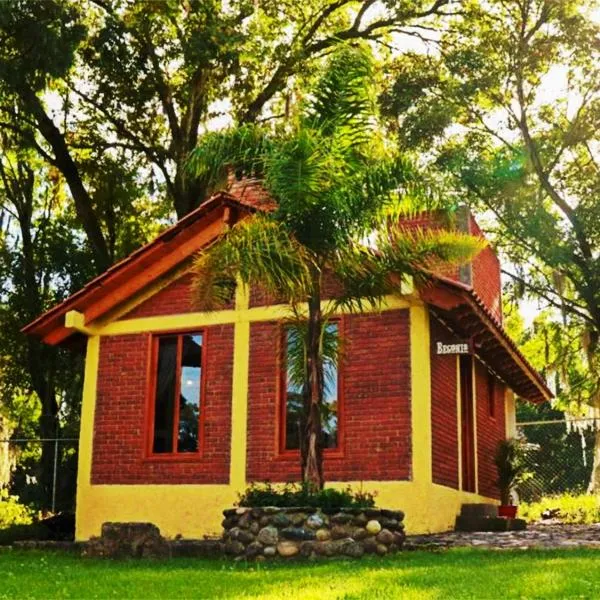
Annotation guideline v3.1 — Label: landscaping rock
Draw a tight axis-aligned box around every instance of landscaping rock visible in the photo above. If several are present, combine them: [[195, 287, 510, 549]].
[[340, 540, 364, 558], [376, 543, 388, 556], [353, 527, 368, 540], [87, 522, 170, 559], [380, 518, 400, 530], [331, 525, 352, 540], [352, 513, 368, 526], [366, 520, 382, 535], [238, 512, 252, 529], [245, 541, 264, 559], [306, 514, 324, 529], [315, 528, 331, 541], [272, 512, 291, 528], [281, 527, 316, 541], [300, 541, 316, 558], [263, 545, 277, 557], [257, 526, 279, 545], [331, 513, 353, 524], [381, 510, 405, 522], [376, 529, 394, 545], [362, 537, 378, 553], [277, 541, 299, 557], [290, 513, 307, 526], [224, 540, 245, 556], [222, 517, 237, 529]]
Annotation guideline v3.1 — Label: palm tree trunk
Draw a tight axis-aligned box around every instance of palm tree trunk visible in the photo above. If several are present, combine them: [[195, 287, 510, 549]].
[[301, 289, 325, 490]]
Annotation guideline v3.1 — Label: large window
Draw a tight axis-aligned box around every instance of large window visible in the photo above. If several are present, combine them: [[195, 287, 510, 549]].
[[151, 332, 203, 454], [282, 323, 339, 451]]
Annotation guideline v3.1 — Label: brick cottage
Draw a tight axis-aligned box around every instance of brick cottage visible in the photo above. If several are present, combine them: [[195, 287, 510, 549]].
[[23, 180, 551, 540]]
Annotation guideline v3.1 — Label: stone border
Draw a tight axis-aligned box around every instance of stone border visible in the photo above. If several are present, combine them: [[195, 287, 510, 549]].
[[222, 506, 405, 560]]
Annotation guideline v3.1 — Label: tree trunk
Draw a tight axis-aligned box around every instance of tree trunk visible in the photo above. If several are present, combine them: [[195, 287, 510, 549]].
[[20, 86, 110, 272], [587, 427, 600, 494], [301, 288, 325, 491]]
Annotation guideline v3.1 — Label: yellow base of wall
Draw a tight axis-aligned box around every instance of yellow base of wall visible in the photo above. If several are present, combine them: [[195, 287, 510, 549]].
[[75, 480, 496, 540]]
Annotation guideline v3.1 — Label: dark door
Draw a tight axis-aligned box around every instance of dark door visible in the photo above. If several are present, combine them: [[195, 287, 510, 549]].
[[460, 355, 476, 492]]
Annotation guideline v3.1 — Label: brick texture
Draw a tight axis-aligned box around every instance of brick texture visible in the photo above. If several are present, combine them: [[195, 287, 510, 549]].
[[91, 324, 234, 484], [475, 360, 506, 499], [429, 317, 459, 489], [246, 310, 411, 482], [123, 272, 198, 319], [469, 217, 502, 323]]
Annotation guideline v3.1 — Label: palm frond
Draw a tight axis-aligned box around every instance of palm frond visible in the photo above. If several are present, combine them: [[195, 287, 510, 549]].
[[381, 226, 487, 280], [306, 43, 375, 142], [192, 215, 314, 311], [186, 124, 271, 192], [331, 227, 486, 311], [284, 318, 340, 392]]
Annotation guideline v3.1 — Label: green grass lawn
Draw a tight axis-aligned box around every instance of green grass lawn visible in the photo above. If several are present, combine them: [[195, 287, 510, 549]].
[[1, 548, 599, 599]]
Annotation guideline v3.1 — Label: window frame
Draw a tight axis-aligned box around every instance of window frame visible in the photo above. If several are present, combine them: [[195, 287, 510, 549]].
[[144, 328, 207, 461], [277, 319, 344, 458]]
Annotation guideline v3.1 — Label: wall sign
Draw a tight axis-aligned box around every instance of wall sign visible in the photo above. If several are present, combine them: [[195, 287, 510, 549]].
[[435, 340, 472, 355]]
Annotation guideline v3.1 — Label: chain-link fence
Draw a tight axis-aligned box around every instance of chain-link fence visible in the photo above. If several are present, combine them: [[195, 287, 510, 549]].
[[0, 438, 78, 514], [516, 419, 596, 502]]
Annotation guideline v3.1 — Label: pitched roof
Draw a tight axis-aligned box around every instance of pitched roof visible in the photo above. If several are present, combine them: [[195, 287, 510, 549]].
[[421, 275, 552, 403], [22, 191, 256, 345]]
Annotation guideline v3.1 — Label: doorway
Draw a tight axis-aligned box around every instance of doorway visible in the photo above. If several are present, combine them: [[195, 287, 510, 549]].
[[459, 355, 476, 492]]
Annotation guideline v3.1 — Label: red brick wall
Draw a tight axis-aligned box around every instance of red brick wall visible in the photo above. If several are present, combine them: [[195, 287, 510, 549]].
[[91, 324, 234, 484], [429, 317, 459, 489], [123, 272, 198, 319], [246, 310, 411, 482], [469, 217, 502, 323], [475, 360, 506, 499], [121, 270, 235, 320], [249, 271, 345, 308]]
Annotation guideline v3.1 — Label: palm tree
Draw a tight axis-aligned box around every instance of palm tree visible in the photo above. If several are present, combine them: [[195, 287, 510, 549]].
[[188, 45, 485, 490]]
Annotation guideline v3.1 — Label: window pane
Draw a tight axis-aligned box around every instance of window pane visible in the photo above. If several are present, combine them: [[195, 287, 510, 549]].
[[153, 336, 177, 453], [285, 329, 303, 450], [322, 323, 338, 449], [284, 324, 339, 450], [177, 334, 202, 452]]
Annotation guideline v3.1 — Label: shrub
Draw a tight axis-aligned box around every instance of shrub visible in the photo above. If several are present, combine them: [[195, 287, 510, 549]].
[[237, 482, 377, 509], [0, 489, 35, 529], [495, 437, 532, 505], [520, 493, 600, 524]]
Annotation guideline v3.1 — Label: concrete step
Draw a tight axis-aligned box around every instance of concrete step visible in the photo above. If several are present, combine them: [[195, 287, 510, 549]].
[[460, 503, 498, 518], [455, 516, 527, 532]]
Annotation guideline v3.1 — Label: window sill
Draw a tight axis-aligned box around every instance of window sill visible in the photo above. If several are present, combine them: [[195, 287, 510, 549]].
[[276, 449, 345, 461], [142, 452, 204, 463]]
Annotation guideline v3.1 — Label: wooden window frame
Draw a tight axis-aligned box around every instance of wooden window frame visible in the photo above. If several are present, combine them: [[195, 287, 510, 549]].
[[277, 319, 344, 459], [144, 328, 207, 461]]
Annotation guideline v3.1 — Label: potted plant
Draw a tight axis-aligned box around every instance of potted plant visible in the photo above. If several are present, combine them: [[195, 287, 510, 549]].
[[495, 437, 531, 518]]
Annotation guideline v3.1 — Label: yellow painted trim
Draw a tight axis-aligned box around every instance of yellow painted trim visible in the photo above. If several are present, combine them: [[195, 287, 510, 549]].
[[505, 389, 517, 438], [96, 295, 411, 336], [456, 355, 463, 491], [75, 335, 100, 540], [409, 304, 431, 486], [472, 359, 479, 495], [230, 284, 250, 488]]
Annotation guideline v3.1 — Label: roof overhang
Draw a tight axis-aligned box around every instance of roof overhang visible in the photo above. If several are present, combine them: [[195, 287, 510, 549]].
[[22, 192, 255, 346], [421, 275, 552, 403]]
